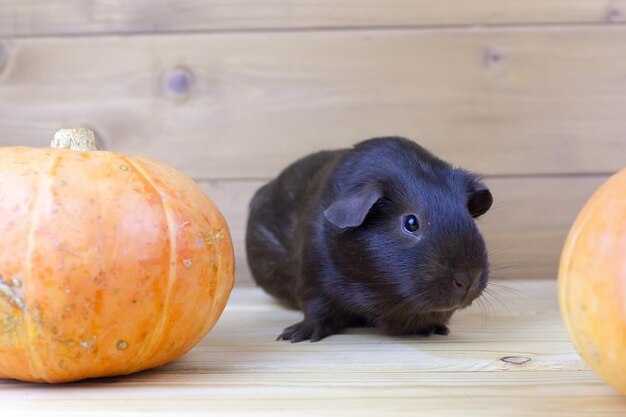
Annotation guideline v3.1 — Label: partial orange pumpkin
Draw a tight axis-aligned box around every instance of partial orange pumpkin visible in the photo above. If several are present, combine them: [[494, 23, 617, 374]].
[[559, 168, 626, 395], [0, 129, 234, 383]]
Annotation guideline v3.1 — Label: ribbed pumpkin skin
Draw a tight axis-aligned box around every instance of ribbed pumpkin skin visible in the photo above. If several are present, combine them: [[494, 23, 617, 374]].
[[558, 168, 626, 396], [0, 147, 234, 383]]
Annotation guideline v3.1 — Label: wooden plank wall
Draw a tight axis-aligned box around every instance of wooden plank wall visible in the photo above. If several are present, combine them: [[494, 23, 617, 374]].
[[0, 1, 624, 286]]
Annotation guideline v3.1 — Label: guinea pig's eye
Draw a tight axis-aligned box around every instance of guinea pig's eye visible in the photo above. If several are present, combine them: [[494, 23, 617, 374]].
[[403, 214, 419, 233]]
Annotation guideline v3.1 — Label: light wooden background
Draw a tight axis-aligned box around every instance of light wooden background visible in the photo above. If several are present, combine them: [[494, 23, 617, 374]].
[[1, 1, 624, 286]]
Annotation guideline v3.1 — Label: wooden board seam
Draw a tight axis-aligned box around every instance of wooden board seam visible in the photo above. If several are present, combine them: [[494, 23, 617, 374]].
[[4, 21, 626, 40]]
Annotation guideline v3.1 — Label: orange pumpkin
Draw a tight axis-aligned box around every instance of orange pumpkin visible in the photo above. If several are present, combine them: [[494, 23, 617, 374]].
[[559, 168, 626, 396], [0, 129, 234, 383]]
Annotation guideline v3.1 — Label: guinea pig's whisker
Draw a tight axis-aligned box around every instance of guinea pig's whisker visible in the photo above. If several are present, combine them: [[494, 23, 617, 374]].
[[482, 288, 513, 317], [488, 281, 535, 298], [489, 263, 527, 272], [473, 297, 488, 328], [491, 259, 535, 269], [475, 291, 500, 327], [376, 295, 415, 323], [482, 200, 525, 213], [477, 298, 496, 325], [380, 297, 412, 320], [488, 243, 535, 256], [489, 268, 521, 275], [488, 248, 514, 256], [482, 293, 499, 319]]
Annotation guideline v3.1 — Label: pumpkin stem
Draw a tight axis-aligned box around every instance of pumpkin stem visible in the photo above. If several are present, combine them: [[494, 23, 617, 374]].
[[51, 129, 98, 151]]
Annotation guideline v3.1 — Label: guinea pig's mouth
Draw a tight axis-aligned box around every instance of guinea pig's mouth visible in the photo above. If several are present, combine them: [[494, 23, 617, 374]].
[[427, 291, 484, 313], [458, 300, 476, 310], [428, 305, 461, 313], [458, 288, 486, 310]]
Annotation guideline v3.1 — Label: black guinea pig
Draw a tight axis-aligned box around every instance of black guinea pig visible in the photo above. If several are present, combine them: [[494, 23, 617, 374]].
[[245, 137, 493, 342]]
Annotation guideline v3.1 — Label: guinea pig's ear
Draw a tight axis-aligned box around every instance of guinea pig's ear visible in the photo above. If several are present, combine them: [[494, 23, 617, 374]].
[[467, 181, 493, 218], [323, 186, 383, 229]]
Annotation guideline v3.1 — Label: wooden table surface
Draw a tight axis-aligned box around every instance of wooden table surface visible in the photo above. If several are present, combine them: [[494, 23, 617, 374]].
[[2, 279, 625, 416]]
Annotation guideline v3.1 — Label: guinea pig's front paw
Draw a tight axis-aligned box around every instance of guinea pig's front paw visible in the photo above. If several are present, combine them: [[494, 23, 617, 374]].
[[277, 319, 333, 343], [433, 324, 450, 336], [410, 324, 450, 337], [415, 324, 450, 337]]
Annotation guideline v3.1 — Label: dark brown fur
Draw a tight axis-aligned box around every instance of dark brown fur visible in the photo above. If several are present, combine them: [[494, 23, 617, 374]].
[[246, 137, 492, 342]]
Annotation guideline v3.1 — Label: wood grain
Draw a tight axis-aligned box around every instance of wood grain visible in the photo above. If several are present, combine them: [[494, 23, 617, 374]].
[[0, 27, 625, 178], [200, 175, 607, 286], [2, 281, 625, 416], [1, 0, 625, 37]]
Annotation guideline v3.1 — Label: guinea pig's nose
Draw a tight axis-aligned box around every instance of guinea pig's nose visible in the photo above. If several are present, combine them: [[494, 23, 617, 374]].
[[452, 273, 471, 291]]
